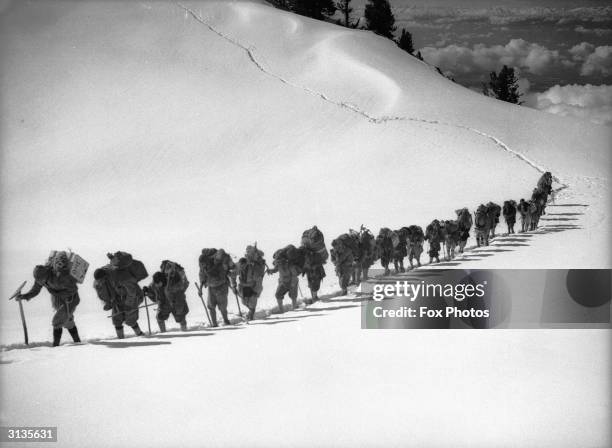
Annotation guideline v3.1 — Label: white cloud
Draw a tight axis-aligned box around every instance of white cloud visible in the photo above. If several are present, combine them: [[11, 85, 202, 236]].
[[420, 39, 560, 76], [567, 43, 612, 76], [580, 46, 612, 76], [575, 25, 612, 36], [568, 42, 595, 61], [393, 6, 612, 26], [524, 84, 612, 126], [396, 20, 451, 30], [457, 32, 494, 40]]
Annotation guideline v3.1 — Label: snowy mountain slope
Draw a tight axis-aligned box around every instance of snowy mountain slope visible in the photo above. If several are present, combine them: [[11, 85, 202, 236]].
[[178, 1, 610, 179], [1, 287, 609, 448], [1, 2, 610, 446], [0, 1, 609, 342]]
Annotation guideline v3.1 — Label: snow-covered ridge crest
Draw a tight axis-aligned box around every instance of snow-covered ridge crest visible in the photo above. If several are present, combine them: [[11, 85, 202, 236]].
[[178, 2, 562, 185]]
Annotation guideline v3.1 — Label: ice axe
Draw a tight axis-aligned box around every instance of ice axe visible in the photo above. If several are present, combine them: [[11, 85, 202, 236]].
[[231, 285, 243, 319], [194, 282, 213, 327], [9, 281, 28, 345], [143, 292, 152, 336]]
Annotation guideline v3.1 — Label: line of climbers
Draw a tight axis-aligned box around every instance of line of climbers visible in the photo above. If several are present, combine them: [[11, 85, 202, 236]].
[[14, 172, 554, 346]]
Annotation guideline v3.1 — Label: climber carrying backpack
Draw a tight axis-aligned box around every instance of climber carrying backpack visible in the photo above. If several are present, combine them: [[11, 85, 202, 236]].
[[237, 244, 266, 321], [199, 248, 237, 327], [330, 233, 356, 295], [96, 251, 148, 339], [300, 226, 328, 304], [355, 225, 376, 282], [143, 260, 190, 332], [268, 244, 304, 313]]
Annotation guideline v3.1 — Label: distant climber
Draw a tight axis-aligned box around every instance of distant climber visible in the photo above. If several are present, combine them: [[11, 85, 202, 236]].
[[376, 228, 396, 276], [537, 171, 553, 197], [354, 226, 377, 282], [517, 198, 530, 232], [474, 205, 491, 246], [455, 208, 473, 254], [442, 220, 460, 260], [393, 228, 408, 273], [502, 200, 517, 234], [330, 234, 357, 295], [300, 226, 328, 304], [486, 202, 502, 238], [405, 225, 425, 268], [425, 220, 443, 264]]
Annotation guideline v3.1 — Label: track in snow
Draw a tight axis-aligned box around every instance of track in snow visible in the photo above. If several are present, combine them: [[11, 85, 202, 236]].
[[178, 3, 567, 187]]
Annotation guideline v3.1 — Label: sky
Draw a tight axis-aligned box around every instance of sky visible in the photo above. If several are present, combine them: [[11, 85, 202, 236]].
[[348, 0, 612, 124]]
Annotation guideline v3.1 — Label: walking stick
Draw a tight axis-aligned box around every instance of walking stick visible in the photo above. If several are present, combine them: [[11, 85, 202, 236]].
[[9, 281, 28, 345], [231, 286, 243, 318], [107, 303, 153, 318], [195, 282, 213, 326], [143, 293, 152, 335]]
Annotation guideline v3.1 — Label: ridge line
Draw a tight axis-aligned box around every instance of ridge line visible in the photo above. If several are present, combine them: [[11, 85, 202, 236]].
[[178, 3, 567, 188]]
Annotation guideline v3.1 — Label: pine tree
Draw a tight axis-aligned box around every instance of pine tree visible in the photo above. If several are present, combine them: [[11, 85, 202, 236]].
[[293, 0, 336, 20], [269, 0, 289, 9], [486, 65, 521, 104], [364, 0, 396, 39], [396, 28, 414, 55], [415, 50, 423, 61], [335, 0, 353, 27]]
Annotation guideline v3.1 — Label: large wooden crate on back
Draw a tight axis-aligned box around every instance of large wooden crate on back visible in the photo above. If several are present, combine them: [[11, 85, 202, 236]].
[[47, 250, 90, 283]]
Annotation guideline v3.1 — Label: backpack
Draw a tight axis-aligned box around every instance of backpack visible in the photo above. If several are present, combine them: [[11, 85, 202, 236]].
[[444, 220, 459, 235], [475, 207, 489, 229], [245, 245, 265, 264], [301, 226, 328, 264], [93, 266, 116, 305], [407, 225, 425, 243], [486, 202, 501, 220], [349, 230, 363, 256], [332, 233, 359, 255], [160, 260, 188, 291], [359, 229, 375, 253], [47, 250, 89, 283], [396, 228, 409, 243], [273, 245, 305, 269], [301, 226, 324, 250], [199, 248, 217, 269], [107, 251, 148, 281], [378, 228, 399, 248], [426, 220, 442, 241], [503, 201, 517, 216]]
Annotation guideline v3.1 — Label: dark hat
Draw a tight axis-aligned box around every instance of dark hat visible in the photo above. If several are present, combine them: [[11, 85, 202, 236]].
[[93, 268, 108, 280]]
